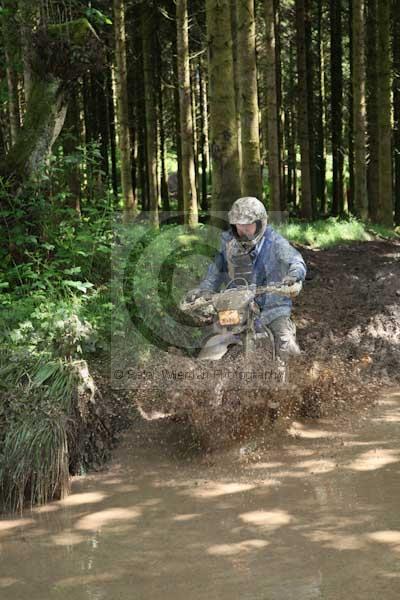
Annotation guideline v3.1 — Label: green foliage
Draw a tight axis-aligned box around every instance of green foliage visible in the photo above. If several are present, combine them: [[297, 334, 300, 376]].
[[276, 217, 399, 248], [0, 143, 114, 510], [85, 7, 112, 26]]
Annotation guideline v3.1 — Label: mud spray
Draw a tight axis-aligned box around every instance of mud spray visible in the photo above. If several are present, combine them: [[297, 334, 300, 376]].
[[132, 241, 399, 450]]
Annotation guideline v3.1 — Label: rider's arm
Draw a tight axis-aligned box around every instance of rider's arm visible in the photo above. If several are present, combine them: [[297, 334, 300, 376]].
[[276, 235, 307, 282]]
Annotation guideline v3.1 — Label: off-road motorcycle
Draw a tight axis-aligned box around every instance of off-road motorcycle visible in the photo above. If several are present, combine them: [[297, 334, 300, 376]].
[[180, 278, 302, 365], [134, 279, 302, 441]]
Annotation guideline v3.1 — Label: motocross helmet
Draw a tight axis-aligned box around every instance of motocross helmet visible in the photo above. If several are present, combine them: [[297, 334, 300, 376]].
[[228, 197, 268, 251]]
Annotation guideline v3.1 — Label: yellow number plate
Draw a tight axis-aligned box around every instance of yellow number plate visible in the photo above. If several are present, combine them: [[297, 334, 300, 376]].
[[218, 310, 241, 326]]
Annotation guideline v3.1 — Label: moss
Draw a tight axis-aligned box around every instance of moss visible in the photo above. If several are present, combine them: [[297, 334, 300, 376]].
[[1, 18, 102, 185], [47, 18, 99, 46], [3, 78, 65, 181]]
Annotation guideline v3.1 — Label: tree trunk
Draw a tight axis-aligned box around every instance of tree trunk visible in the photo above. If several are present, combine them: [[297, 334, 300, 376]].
[[154, 23, 170, 214], [113, 0, 136, 220], [1, 18, 100, 192], [347, 0, 355, 214], [18, 0, 37, 107], [63, 89, 81, 214], [305, 0, 317, 215], [237, 0, 262, 200], [206, 0, 241, 214], [286, 39, 297, 209], [190, 61, 200, 208], [376, 0, 393, 226], [97, 72, 110, 181], [106, 58, 119, 198], [2, 0, 21, 145], [295, 0, 313, 219], [171, 28, 184, 214], [264, 0, 281, 213], [198, 56, 209, 211], [330, 0, 344, 215], [274, 0, 285, 210], [352, 0, 368, 219], [141, 5, 159, 226], [158, 76, 170, 213], [393, 0, 400, 225], [230, 0, 242, 172], [176, 0, 198, 227], [315, 0, 326, 212], [366, 0, 379, 220]]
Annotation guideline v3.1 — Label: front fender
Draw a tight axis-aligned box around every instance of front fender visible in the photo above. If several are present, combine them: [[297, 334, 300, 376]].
[[198, 333, 241, 361]]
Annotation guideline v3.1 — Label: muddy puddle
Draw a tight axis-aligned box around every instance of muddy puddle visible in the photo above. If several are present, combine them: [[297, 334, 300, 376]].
[[1, 388, 400, 599]]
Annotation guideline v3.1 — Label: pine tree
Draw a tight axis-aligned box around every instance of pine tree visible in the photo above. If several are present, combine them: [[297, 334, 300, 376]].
[[113, 0, 136, 219], [264, 0, 281, 213], [141, 5, 160, 226], [206, 0, 241, 214], [330, 0, 344, 215], [237, 0, 262, 200], [295, 0, 313, 219], [377, 0, 393, 226], [352, 0, 368, 219], [176, 0, 198, 227]]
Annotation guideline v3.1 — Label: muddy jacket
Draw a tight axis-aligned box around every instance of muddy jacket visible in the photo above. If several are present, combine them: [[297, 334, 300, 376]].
[[199, 226, 307, 324]]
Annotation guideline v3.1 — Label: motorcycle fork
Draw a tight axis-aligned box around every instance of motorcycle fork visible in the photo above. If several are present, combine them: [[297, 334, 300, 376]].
[[243, 308, 256, 357]]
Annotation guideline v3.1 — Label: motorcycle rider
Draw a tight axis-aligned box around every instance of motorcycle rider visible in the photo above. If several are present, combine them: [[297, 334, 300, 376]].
[[186, 197, 307, 358]]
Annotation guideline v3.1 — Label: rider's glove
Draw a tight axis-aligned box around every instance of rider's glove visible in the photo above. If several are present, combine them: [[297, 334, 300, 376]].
[[185, 288, 210, 303], [282, 275, 299, 286]]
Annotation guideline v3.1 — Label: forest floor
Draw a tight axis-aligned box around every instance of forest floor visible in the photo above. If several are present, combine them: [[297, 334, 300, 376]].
[[92, 237, 400, 458]]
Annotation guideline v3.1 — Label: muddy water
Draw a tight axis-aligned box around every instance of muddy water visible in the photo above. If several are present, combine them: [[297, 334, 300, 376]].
[[1, 389, 400, 600]]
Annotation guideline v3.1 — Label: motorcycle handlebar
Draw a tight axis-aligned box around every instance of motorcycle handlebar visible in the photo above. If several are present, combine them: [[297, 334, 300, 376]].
[[180, 280, 302, 313]]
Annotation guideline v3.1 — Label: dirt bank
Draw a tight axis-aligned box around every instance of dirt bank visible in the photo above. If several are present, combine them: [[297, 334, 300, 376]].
[[297, 239, 400, 383]]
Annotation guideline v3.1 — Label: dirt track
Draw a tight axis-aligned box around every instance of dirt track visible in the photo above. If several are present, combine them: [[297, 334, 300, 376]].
[[296, 239, 400, 383], [2, 387, 400, 600]]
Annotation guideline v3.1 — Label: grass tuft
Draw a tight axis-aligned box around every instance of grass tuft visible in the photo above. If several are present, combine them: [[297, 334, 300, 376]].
[[0, 353, 91, 512]]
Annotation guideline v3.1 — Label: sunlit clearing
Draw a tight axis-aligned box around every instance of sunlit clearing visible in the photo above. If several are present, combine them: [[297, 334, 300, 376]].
[[288, 422, 346, 439], [75, 507, 141, 531], [58, 492, 107, 507], [207, 539, 269, 556], [367, 531, 400, 545], [56, 569, 125, 588], [285, 448, 315, 457], [184, 482, 255, 499], [343, 440, 390, 448], [378, 398, 400, 407], [102, 478, 124, 485], [304, 530, 365, 551], [346, 449, 400, 472], [115, 484, 140, 493], [246, 462, 284, 470], [0, 578, 19, 588], [0, 518, 34, 533], [138, 498, 161, 507], [32, 504, 60, 514], [240, 509, 292, 529], [51, 530, 85, 546], [296, 459, 336, 474], [371, 413, 400, 423], [173, 513, 202, 522]]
